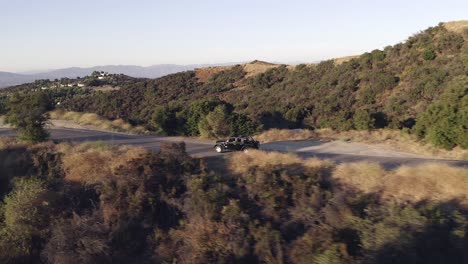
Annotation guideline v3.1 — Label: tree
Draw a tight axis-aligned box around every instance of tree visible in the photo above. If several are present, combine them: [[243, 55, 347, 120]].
[[413, 76, 468, 149], [0, 95, 7, 115], [186, 98, 221, 136], [150, 106, 171, 135], [5, 92, 50, 143], [198, 105, 230, 138]]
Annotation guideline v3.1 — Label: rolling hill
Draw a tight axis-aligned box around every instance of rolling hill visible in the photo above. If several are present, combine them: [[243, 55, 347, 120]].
[[0, 71, 38, 88], [0, 63, 239, 88], [1, 21, 467, 150]]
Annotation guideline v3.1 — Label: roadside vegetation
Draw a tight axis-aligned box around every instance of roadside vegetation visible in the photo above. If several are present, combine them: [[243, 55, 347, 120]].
[[0, 139, 466, 263], [0, 22, 466, 151], [255, 128, 317, 142], [3, 92, 51, 142], [49, 110, 146, 134], [256, 128, 468, 160], [0, 115, 6, 127], [60, 22, 467, 150]]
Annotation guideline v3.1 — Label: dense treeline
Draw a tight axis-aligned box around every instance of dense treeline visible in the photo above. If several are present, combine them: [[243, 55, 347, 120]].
[[227, 25, 467, 142], [0, 140, 466, 263], [62, 65, 259, 136]]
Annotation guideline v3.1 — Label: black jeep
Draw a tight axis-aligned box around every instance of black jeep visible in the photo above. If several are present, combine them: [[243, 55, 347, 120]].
[[214, 136, 260, 153]]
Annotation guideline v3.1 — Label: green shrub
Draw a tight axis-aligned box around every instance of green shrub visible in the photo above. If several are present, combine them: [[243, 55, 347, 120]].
[[149, 106, 172, 135], [353, 109, 375, 130], [413, 76, 468, 149], [423, 49, 436, 60], [0, 178, 51, 262]]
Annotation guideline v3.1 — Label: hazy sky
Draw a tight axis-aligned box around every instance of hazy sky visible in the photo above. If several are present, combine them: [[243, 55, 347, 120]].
[[1, 0, 467, 72]]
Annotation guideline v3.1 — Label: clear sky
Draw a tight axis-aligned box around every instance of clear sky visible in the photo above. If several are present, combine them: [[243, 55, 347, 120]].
[[1, 0, 467, 72]]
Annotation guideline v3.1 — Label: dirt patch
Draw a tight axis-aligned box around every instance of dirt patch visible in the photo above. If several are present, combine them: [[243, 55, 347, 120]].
[[91, 85, 120, 92], [195, 66, 233, 83], [334, 55, 360, 65], [243, 60, 282, 78]]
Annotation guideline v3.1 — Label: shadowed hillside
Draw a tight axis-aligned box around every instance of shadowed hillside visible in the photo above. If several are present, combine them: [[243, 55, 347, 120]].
[[0, 139, 466, 263]]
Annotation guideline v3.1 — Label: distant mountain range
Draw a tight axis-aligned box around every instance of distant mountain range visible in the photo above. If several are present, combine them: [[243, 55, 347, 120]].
[[0, 63, 238, 88]]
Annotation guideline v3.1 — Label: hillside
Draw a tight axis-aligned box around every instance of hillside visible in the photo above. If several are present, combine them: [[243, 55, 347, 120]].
[[0, 20, 467, 263], [0, 138, 467, 263], [1, 21, 467, 150], [0, 63, 239, 88], [0, 71, 37, 88], [444, 20, 468, 37]]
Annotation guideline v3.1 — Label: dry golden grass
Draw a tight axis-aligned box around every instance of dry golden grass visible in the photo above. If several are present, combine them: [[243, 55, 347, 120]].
[[333, 55, 360, 65], [59, 142, 147, 185], [256, 129, 318, 143], [257, 128, 468, 160], [242, 60, 281, 78], [195, 66, 232, 83], [316, 128, 468, 160], [229, 149, 333, 174], [333, 162, 387, 194], [229, 149, 302, 174], [50, 110, 146, 134], [443, 20, 468, 38], [0, 115, 11, 128], [333, 162, 468, 208], [0, 137, 20, 149], [229, 150, 468, 207], [195, 61, 283, 83], [387, 164, 468, 206], [315, 128, 408, 142]]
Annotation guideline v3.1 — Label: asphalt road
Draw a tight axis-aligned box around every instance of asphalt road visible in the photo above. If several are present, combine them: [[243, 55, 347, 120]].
[[1, 128, 467, 169]]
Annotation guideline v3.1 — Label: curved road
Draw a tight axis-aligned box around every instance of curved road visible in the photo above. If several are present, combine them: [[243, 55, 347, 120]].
[[1, 128, 467, 169]]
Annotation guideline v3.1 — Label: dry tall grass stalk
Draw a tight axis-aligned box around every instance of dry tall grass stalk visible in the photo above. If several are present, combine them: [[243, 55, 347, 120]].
[[229, 149, 332, 174], [59, 142, 147, 185], [255, 129, 317, 143], [229, 150, 468, 207], [243, 61, 281, 78], [50, 110, 146, 134], [386, 164, 468, 206], [333, 162, 386, 194], [443, 20, 468, 38], [333, 162, 468, 208], [334, 55, 360, 65]]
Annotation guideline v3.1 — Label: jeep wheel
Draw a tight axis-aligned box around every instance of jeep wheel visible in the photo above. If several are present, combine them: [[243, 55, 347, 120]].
[[215, 146, 223, 153]]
